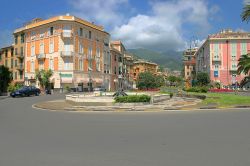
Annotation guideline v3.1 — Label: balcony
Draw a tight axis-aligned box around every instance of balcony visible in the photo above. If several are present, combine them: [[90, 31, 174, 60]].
[[230, 67, 237, 71], [60, 51, 74, 57], [61, 31, 72, 38], [16, 54, 24, 59], [212, 57, 221, 62], [37, 53, 46, 59], [16, 64, 24, 71]]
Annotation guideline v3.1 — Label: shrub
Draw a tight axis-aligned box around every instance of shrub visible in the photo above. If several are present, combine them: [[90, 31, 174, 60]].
[[65, 85, 71, 93], [184, 86, 208, 93], [169, 92, 173, 98], [114, 95, 151, 103]]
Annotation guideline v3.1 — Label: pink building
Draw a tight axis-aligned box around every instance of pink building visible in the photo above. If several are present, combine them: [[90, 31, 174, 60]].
[[195, 29, 250, 87]]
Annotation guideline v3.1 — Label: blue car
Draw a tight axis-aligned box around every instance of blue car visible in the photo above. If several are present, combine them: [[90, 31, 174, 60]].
[[10, 86, 41, 97]]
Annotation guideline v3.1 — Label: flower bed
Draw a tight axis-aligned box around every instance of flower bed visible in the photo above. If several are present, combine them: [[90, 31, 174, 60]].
[[209, 89, 234, 93]]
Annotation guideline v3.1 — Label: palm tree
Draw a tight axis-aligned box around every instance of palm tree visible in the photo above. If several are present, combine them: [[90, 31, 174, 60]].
[[237, 54, 250, 75], [35, 69, 53, 90], [242, 4, 250, 22]]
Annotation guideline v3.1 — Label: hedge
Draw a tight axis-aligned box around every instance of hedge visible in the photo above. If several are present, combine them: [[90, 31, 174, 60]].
[[114, 95, 151, 103], [184, 86, 209, 93]]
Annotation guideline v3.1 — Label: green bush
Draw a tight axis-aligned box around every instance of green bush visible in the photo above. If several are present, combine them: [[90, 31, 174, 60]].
[[7, 83, 23, 92], [115, 95, 151, 103], [184, 86, 208, 93]]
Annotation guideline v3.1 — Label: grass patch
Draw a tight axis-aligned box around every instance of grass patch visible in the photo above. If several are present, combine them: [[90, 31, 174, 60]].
[[188, 92, 250, 107]]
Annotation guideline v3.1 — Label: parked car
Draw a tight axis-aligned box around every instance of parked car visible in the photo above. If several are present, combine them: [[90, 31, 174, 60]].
[[93, 87, 106, 92], [10, 86, 41, 97]]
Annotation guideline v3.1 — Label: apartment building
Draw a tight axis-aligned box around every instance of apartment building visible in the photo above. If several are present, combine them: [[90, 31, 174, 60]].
[[0, 45, 24, 83], [14, 15, 110, 91], [132, 59, 158, 88], [110, 41, 126, 90], [183, 47, 198, 80], [195, 29, 250, 86]]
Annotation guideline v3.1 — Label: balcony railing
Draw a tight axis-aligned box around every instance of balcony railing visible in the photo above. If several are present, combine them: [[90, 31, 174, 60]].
[[17, 64, 24, 70], [37, 53, 46, 59], [230, 67, 237, 71], [16, 54, 24, 59], [212, 56, 221, 61], [61, 31, 72, 38], [60, 51, 74, 57]]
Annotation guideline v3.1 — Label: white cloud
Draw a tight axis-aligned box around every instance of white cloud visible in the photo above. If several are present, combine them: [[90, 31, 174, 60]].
[[69, 0, 129, 27], [69, 0, 218, 51], [112, 0, 217, 51]]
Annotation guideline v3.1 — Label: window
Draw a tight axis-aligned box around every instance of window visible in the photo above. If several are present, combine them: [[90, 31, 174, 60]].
[[231, 43, 237, 58], [187, 65, 189, 69], [14, 72, 17, 80], [50, 27, 54, 36], [49, 58, 54, 70], [20, 47, 24, 56], [79, 59, 83, 70], [15, 48, 18, 55], [11, 59, 13, 68], [64, 59, 70, 70], [15, 35, 18, 44], [119, 56, 122, 62], [49, 40, 54, 53], [241, 42, 247, 55], [79, 28, 83, 36], [15, 60, 17, 67], [31, 31, 36, 40], [88, 45, 92, 59], [214, 64, 219, 70], [40, 43, 44, 54], [20, 71, 23, 79], [31, 45, 35, 56], [21, 33, 25, 43], [11, 48, 14, 56], [114, 54, 117, 61], [88, 31, 91, 39], [96, 48, 100, 71], [79, 42, 83, 54], [31, 61, 35, 72], [187, 72, 189, 76], [40, 30, 45, 38], [39, 61, 44, 70]]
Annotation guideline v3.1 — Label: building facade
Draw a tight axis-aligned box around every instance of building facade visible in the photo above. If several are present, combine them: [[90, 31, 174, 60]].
[[195, 29, 250, 86], [131, 59, 158, 88], [183, 48, 198, 80], [14, 15, 110, 91], [0, 45, 24, 83], [110, 41, 126, 91]]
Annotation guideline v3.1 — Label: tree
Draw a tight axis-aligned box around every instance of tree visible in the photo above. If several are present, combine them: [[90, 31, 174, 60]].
[[237, 54, 250, 75], [35, 69, 53, 90], [0, 65, 12, 94], [196, 72, 210, 86], [167, 75, 182, 86], [241, 4, 250, 23], [136, 72, 164, 89]]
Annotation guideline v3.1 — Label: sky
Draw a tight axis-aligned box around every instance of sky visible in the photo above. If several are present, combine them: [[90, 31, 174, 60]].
[[0, 0, 249, 52]]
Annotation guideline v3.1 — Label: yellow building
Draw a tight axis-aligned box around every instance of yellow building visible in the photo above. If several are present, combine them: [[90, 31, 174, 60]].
[[132, 59, 158, 88], [183, 48, 197, 79], [13, 14, 110, 91], [0, 45, 24, 83]]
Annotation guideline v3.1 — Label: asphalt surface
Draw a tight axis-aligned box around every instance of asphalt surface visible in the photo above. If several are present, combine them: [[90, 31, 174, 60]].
[[0, 94, 250, 166]]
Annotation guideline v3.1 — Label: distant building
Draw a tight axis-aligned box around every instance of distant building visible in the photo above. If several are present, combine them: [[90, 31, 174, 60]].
[[0, 45, 24, 83], [183, 48, 198, 80], [195, 29, 250, 86], [132, 59, 158, 88]]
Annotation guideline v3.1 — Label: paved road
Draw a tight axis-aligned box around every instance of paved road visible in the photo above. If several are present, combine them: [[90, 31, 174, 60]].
[[0, 94, 250, 166]]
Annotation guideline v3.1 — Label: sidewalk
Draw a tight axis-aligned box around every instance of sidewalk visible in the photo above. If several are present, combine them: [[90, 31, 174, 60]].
[[0, 95, 9, 100]]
